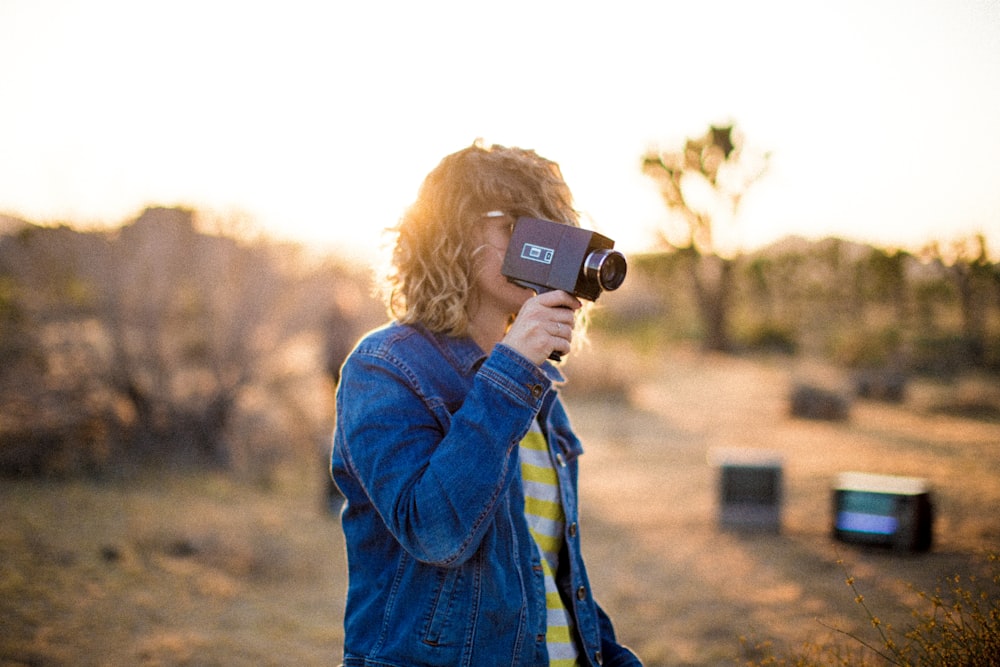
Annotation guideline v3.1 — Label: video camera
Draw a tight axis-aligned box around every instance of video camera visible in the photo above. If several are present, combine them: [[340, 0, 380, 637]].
[[501, 216, 626, 362], [501, 216, 627, 301]]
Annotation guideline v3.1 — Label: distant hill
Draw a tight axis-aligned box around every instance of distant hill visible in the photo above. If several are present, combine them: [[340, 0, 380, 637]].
[[0, 214, 29, 236], [751, 234, 874, 263]]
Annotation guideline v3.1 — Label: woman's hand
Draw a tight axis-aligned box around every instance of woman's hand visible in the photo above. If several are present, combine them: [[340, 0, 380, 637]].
[[502, 290, 581, 365]]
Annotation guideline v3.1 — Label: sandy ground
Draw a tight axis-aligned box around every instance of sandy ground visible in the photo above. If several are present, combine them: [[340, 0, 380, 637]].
[[1, 346, 998, 666], [569, 347, 1000, 665]]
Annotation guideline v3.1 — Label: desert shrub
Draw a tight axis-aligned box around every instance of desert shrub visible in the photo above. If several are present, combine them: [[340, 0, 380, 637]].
[[737, 323, 799, 355], [929, 401, 1000, 423], [0, 210, 377, 478], [909, 334, 977, 378], [827, 326, 904, 370], [742, 553, 1000, 666], [789, 384, 850, 421], [983, 337, 1000, 374], [926, 378, 1000, 423], [852, 369, 908, 403]]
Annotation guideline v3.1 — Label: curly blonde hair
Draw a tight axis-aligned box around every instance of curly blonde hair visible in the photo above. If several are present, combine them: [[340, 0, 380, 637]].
[[381, 141, 584, 336]]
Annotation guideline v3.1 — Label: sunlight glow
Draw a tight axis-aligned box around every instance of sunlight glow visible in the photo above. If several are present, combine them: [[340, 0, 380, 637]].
[[1, 1, 998, 261]]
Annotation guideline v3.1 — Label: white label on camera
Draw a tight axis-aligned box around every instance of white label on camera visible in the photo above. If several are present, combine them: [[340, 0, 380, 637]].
[[521, 243, 554, 264]]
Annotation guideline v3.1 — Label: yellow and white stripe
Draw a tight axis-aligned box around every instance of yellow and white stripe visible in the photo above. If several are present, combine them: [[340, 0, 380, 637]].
[[520, 420, 579, 667]]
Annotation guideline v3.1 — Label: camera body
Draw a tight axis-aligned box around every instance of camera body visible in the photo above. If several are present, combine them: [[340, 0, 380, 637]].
[[501, 217, 627, 301]]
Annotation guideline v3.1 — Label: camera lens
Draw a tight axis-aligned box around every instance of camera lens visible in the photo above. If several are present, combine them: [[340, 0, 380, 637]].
[[583, 249, 627, 292]]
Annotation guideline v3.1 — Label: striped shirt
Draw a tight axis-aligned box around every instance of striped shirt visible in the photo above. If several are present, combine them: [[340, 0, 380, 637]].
[[520, 420, 580, 667]]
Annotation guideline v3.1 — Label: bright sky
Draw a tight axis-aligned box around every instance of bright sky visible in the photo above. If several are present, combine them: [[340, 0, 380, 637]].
[[2, 0, 998, 260]]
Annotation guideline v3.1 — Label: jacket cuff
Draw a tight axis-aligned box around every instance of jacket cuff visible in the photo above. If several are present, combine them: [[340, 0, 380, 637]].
[[478, 343, 552, 408]]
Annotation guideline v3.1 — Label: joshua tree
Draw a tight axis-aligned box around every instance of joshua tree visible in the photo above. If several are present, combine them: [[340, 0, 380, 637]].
[[642, 124, 768, 351], [922, 234, 996, 368]]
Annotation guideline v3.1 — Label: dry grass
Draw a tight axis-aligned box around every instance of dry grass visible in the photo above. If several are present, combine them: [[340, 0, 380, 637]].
[[0, 468, 346, 666], [2, 342, 999, 666]]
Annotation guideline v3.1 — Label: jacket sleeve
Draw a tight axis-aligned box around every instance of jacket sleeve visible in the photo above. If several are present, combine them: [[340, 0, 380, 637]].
[[596, 602, 644, 667], [334, 341, 549, 567]]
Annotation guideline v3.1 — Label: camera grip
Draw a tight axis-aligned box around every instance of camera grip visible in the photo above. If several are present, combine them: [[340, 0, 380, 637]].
[[548, 301, 572, 363]]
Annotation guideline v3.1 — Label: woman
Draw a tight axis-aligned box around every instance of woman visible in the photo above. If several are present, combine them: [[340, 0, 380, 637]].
[[331, 141, 642, 667]]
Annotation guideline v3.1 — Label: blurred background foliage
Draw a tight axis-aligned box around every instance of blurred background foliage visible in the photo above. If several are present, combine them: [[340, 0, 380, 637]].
[[2, 204, 996, 481], [613, 234, 999, 374], [0, 207, 383, 480]]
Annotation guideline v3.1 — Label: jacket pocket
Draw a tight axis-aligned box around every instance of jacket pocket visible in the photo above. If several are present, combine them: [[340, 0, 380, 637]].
[[421, 566, 464, 646]]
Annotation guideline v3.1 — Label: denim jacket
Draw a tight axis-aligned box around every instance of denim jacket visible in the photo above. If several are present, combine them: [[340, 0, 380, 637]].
[[331, 322, 641, 667]]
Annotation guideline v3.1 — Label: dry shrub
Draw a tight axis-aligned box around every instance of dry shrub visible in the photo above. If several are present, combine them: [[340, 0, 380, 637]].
[[924, 374, 1000, 423], [789, 384, 850, 421], [743, 553, 1000, 666]]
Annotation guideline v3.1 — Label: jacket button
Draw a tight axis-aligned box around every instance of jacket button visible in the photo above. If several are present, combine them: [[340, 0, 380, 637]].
[[576, 585, 586, 600], [530, 384, 543, 399], [555, 452, 566, 467], [594, 650, 603, 665], [568, 522, 578, 537]]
